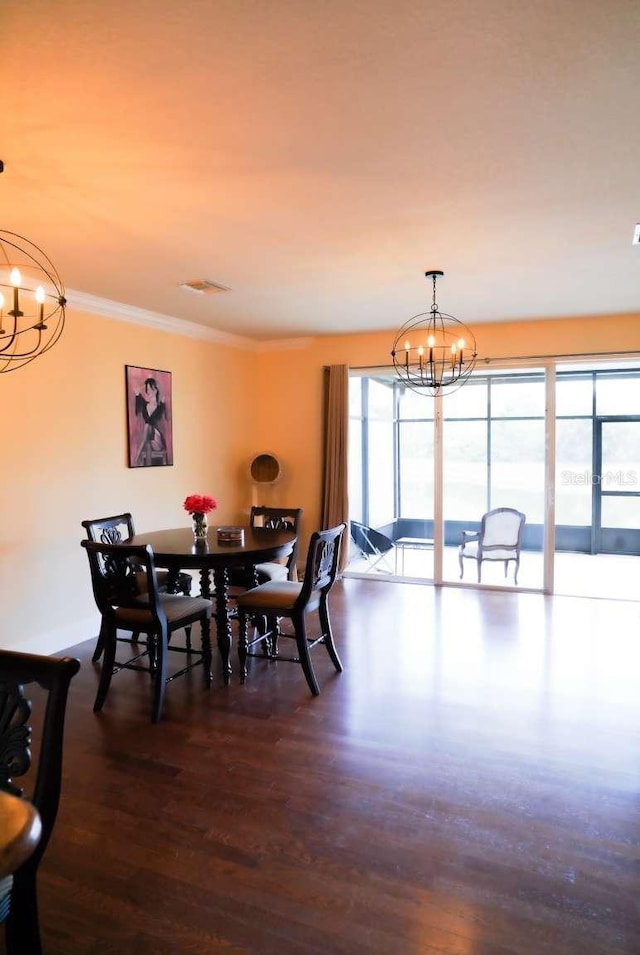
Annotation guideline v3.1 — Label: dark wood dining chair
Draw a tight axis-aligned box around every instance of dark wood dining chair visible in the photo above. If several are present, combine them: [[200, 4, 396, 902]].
[[235, 523, 346, 695], [81, 541, 212, 722], [249, 506, 303, 582], [82, 513, 194, 662], [0, 649, 80, 955], [227, 506, 303, 591]]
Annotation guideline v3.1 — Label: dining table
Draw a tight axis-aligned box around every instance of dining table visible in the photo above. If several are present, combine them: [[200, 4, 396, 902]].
[[130, 525, 296, 686]]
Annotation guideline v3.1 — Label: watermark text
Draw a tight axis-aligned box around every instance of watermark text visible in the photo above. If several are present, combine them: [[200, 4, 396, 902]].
[[560, 469, 638, 486]]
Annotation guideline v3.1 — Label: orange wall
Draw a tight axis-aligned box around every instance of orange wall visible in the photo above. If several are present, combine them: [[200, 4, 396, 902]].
[[2, 307, 639, 654], [1, 307, 253, 653]]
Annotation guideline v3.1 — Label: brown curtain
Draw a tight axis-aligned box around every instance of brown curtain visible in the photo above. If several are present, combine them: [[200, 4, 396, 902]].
[[321, 364, 350, 571]]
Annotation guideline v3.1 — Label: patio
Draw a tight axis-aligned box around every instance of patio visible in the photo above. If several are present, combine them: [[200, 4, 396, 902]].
[[346, 541, 640, 602]]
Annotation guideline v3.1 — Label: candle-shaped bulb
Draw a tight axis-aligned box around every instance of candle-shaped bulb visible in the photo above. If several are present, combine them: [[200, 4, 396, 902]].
[[404, 339, 410, 352], [451, 343, 457, 354], [35, 285, 45, 325], [458, 338, 465, 350], [0, 292, 4, 310], [9, 267, 22, 316], [427, 334, 434, 373]]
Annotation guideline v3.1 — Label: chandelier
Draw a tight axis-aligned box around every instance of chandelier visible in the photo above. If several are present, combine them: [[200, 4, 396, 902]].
[[0, 230, 67, 373], [391, 270, 477, 395]]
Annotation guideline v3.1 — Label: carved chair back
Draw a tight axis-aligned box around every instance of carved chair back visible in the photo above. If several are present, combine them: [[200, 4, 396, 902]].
[[81, 512, 135, 546], [249, 506, 303, 581], [82, 541, 165, 625], [296, 523, 346, 613], [0, 650, 80, 954]]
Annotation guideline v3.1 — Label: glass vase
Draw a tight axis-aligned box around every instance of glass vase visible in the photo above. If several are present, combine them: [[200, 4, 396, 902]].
[[191, 511, 208, 540]]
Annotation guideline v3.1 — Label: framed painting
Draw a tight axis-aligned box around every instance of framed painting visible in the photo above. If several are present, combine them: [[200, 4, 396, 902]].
[[125, 365, 174, 467]]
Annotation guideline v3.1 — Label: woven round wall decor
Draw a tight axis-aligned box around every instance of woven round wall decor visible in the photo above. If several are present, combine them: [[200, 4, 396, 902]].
[[248, 452, 282, 485]]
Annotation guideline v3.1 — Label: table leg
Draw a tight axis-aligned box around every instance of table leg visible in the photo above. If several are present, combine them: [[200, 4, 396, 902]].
[[213, 566, 233, 685], [198, 568, 213, 688]]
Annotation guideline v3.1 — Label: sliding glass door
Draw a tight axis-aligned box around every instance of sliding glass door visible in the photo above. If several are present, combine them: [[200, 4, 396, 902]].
[[393, 387, 435, 578], [348, 360, 640, 599], [442, 372, 545, 589], [554, 364, 640, 599], [348, 377, 397, 574]]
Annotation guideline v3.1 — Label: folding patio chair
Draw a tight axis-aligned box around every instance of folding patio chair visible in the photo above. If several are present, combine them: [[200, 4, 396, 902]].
[[349, 521, 395, 573]]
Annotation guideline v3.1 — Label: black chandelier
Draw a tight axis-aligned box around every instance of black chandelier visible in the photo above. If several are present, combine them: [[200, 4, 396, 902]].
[[391, 270, 477, 395], [0, 230, 67, 373]]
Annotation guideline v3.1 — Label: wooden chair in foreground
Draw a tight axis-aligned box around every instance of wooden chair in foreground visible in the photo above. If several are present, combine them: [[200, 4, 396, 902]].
[[81, 541, 212, 723], [0, 650, 80, 955], [82, 513, 194, 662], [235, 523, 346, 695]]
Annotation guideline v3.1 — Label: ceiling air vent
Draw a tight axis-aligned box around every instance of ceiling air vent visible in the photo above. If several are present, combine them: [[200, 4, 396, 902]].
[[179, 279, 231, 295], [633, 224, 640, 246]]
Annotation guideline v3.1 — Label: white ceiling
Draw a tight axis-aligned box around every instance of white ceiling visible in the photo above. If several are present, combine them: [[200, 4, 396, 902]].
[[2, 0, 639, 341]]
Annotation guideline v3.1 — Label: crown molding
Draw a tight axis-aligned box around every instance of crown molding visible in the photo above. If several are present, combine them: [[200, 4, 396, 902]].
[[66, 289, 256, 349], [66, 289, 316, 352]]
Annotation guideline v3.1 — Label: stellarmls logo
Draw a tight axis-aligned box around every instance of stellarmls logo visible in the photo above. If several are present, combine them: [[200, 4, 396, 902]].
[[560, 470, 638, 486]]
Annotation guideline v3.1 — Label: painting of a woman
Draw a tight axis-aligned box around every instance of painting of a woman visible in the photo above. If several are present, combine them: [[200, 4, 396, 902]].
[[126, 366, 173, 467]]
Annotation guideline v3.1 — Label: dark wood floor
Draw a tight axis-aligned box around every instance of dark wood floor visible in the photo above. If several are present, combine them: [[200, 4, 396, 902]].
[[9, 579, 640, 954]]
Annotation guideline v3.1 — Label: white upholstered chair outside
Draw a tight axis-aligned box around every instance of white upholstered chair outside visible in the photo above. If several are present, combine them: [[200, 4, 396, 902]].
[[459, 507, 526, 584]]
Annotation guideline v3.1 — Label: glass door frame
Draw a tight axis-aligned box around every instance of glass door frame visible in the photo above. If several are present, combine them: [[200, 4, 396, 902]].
[[348, 355, 640, 595], [431, 362, 555, 593], [347, 360, 556, 593], [593, 415, 640, 554]]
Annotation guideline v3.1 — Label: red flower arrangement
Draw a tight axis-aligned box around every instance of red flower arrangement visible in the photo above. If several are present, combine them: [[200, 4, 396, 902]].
[[183, 494, 217, 515]]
